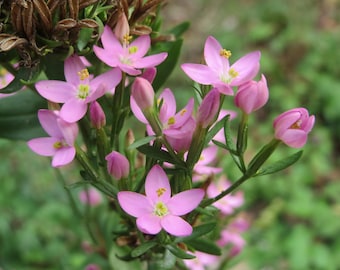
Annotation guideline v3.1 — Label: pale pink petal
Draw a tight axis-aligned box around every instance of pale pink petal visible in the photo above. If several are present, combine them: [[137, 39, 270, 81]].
[[90, 68, 122, 94], [141, 67, 157, 83], [57, 118, 78, 145], [93, 46, 120, 67], [64, 55, 86, 85], [181, 64, 218, 85], [118, 63, 141, 76], [161, 215, 193, 237], [158, 88, 177, 123], [279, 129, 307, 148], [134, 53, 168, 69], [60, 99, 88, 122], [129, 35, 151, 59], [171, 98, 194, 128], [230, 51, 261, 85], [52, 146, 76, 167], [27, 137, 58, 156], [35, 80, 75, 103], [130, 96, 148, 124], [117, 191, 151, 217], [199, 146, 219, 165], [204, 36, 227, 72], [214, 83, 234, 95], [145, 165, 171, 203], [37, 109, 63, 137], [167, 189, 204, 215], [86, 84, 107, 103], [136, 213, 162, 235], [274, 111, 302, 138], [303, 115, 315, 133], [101, 25, 122, 52]]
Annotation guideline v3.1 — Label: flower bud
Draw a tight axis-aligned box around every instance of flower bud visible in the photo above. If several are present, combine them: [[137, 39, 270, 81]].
[[115, 12, 130, 44], [235, 74, 269, 114], [79, 187, 102, 206], [141, 67, 157, 83], [105, 151, 130, 179], [197, 88, 220, 128], [131, 77, 155, 111], [89, 101, 106, 129], [273, 107, 315, 148]]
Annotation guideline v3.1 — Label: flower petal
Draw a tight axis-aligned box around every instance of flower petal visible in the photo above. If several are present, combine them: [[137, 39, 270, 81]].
[[130, 96, 148, 124], [134, 53, 168, 69], [145, 165, 171, 203], [158, 88, 177, 122], [64, 55, 86, 85], [101, 25, 122, 52], [57, 118, 78, 145], [117, 191, 151, 217], [93, 46, 120, 67], [279, 129, 308, 148], [136, 214, 162, 235], [60, 99, 88, 123], [52, 146, 76, 167], [204, 36, 227, 72], [35, 80, 75, 103], [181, 64, 218, 85], [90, 68, 122, 94], [37, 109, 63, 138], [27, 137, 58, 156], [161, 215, 193, 237], [129, 35, 151, 59], [230, 51, 261, 85], [167, 189, 204, 215]]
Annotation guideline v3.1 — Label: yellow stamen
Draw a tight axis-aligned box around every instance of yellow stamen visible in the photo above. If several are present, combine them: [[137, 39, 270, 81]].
[[128, 45, 138, 54], [220, 49, 232, 59], [53, 141, 63, 149], [290, 120, 302, 129], [180, 109, 187, 116], [77, 84, 90, 99], [156, 187, 166, 197], [154, 201, 168, 217], [123, 34, 133, 45], [78, 69, 90, 81], [228, 68, 239, 78], [167, 116, 175, 125]]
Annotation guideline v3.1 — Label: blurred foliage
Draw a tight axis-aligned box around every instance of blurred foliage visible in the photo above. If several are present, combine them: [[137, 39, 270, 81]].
[[1, 0, 340, 269]]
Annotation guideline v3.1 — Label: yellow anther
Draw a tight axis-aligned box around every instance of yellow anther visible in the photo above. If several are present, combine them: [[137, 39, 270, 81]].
[[154, 202, 168, 217], [290, 120, 302, 129], [156, 187, 166, 197], [77, 84, 90, 99], [167, 116, 175, 125], [123, 34, 133, 45], [220, 49, 232, 59], [180, 109, 187, 116], [53, 141, 63, 149], [128, 45, 138, 54], [78, 69, 90, 81], [228, 68, 239, 78]]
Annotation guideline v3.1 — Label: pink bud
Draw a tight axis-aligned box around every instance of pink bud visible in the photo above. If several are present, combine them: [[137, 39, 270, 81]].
[[105, 151, 130, 179], [273, 107, 315, 148], [115, 12, 130, 44], [85, 264, 101, 270], [141, 67, 157, 83], [131, 77, 155, 111], [197, 88, 220, 128], [235, 74, 269, 114], [89, 101, 106, 128], [79, 187, 102, 206]]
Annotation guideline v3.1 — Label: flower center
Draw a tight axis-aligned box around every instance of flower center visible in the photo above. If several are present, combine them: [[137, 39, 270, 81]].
[[78, 69, 90, 81], [77, 84, 90, 99], [154, 201, 169, 217], [290, 120, 302, 129], [228, 68, 238, 78], [220, 49, 232, 59], [53, 141, 63, 149], [128, 45, 138, 54]]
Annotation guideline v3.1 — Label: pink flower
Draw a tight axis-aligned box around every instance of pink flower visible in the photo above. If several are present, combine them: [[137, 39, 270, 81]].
[[105, 151, 130, 179], [235, 74, 269, 114], [79, 187, 103, 206], [184, 251, 219, 270], [273, 107, 315, 148], [207, 176, 244, 215], [191, 146, 222, 182], [181, 36, 260, 95], [35, 54, 121, 123], [27, 109, 78, 167], [93, 25, 167, 76], [197, 88, 220, 128], [89, 101, 106, 128], [85, 264, 101, 270], [117, 165, 205, 236], [131, 77, 155, 111]]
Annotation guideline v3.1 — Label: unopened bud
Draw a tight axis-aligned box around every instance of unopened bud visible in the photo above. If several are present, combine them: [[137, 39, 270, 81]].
[[89, 101, 106, 129], [197, 88, 220, 128], [105, 151, 130, 179], [131, 77, 155, 111]]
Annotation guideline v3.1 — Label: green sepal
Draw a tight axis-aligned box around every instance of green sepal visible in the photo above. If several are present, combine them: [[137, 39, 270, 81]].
[[205, 114, 230, 146], [165, 244, 195, 259], [175, 222, 217, 243], [254, 150, 303, 177], [185, 238, 221, 256], [131, 241, 158, 258], [128, 136, 156, 150]]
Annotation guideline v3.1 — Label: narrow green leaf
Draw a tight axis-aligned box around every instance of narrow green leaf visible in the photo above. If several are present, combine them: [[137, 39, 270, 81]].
[[131, 241, 157, 258], [166, 244, 195, 260], [185, 238, 221, 256], [0, 66, 38, 94], [77, 27, 93, 51], [128, 136, 156, 150], [175, 222, 217, 243], [168, 21, 190, 37], [255, 150, 303, 177], [205, 114, 229, 146], [223, 114, 236, 152], [137, 144, 185, 166]]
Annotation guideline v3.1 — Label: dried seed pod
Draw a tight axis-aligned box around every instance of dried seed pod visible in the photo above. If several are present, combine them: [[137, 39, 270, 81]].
[[68, 0, 79, 20], [21, 0, 35, 41], [54, 18, 78, 31], [32, 0, 53, 33], [79, 0, 98, 10], [130, 24, 152, 35], [0, 34, 28, 51], [10, 2, 23, 33], [78, 18, 98, 29]]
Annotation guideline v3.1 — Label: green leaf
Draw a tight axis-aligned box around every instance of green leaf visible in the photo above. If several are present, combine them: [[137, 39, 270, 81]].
[[0, 90, 46, 140], [77, 27, 93, 51], [205, 114, 229, 146], [152, 39, 183, 91], [137, 144, 185, 166], [168, 21, 190, 37], [165, 244, 195, 259], [131, 241, 157, 258], [185, 238, 221, 256], [255, 150, 303, 177], [223, 114, 236, 152], [175, 222, 217, 243], [128, 136, 156, 150]]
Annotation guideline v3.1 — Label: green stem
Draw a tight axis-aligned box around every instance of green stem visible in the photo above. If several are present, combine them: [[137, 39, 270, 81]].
[[75, 144, 99, 181]]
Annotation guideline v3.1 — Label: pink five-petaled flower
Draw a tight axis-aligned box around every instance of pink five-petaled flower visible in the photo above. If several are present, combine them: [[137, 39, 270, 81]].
[[93, 25, 168, 76], [273, 107, 315, 148], [235, 74, 269, 114], [117, 165, 205, 237], [181, 36, 260, 95], [27, 109, 78, 167], [35, 54, 121, 123]]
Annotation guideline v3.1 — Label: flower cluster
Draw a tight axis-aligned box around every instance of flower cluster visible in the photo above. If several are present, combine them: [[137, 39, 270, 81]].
[[23, 21, 315, 269]]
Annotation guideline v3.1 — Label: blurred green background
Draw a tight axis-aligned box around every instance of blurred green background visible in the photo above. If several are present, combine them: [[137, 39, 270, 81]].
[[1, 0, 340, 269]]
